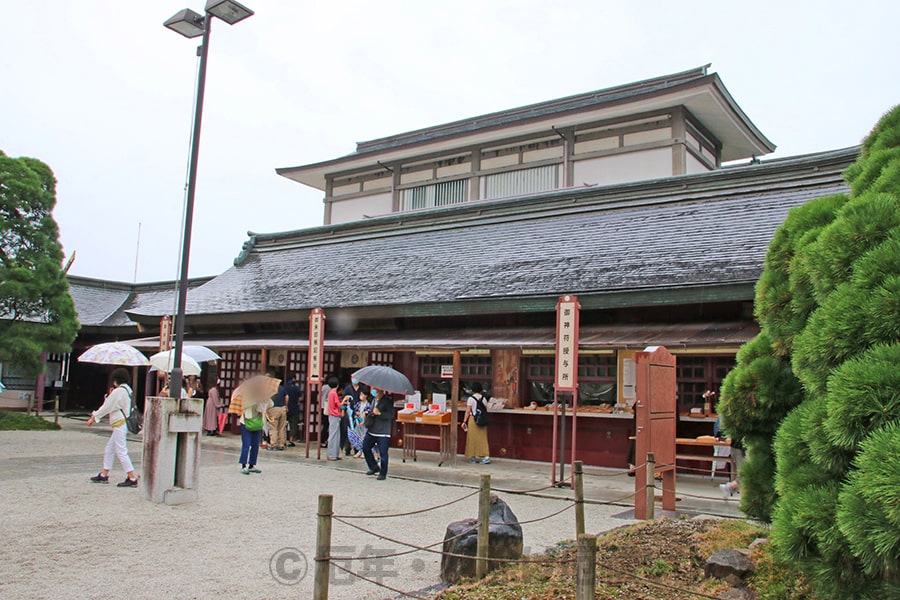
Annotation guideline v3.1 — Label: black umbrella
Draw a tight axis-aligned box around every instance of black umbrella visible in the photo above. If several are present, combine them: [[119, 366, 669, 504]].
[[351, 365, 415, 395]]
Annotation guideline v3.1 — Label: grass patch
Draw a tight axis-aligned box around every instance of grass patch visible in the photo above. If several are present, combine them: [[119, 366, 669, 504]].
[[436, 517, 815, 599], [0, 411, 61, 431]]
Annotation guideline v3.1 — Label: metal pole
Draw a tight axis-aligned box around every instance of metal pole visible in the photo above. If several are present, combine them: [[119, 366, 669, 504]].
[[558, 396, 567, 484], [172, 15, 212, 488], [476, 473, 491, 579], [314, 494, 333, 600], [574, 460, 585, 537]]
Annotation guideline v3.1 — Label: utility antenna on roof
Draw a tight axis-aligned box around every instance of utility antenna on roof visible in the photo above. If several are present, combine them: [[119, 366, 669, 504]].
[[133, 222, 142, 283]]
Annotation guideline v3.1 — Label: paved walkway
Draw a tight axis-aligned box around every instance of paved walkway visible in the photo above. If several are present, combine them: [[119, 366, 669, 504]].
[[0, 413, 743, 599]]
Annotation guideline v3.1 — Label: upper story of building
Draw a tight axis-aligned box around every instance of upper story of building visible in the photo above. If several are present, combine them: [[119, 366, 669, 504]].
[[276, 65, 775, 225]]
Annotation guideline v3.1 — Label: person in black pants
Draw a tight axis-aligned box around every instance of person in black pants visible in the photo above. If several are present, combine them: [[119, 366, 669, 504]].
[[362, 387, 395, 480]]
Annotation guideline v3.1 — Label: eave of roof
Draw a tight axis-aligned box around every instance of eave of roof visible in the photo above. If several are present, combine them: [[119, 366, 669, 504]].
[[276, 66, 775, 190], [126, 146, 857, 325], [121, 321, 759, 352]]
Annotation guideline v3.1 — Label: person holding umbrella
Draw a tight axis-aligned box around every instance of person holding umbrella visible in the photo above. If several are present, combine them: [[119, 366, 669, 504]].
[[86, 368, 138, 487], [361, 386, 395, 480]]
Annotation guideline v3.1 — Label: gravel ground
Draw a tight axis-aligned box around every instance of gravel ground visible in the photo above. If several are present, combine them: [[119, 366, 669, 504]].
[[0, 426, 636, 599]]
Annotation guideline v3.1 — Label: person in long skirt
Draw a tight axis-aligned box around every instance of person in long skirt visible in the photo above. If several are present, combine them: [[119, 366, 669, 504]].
[[461, 382, 491, 464], [203, 380, 224, 436]]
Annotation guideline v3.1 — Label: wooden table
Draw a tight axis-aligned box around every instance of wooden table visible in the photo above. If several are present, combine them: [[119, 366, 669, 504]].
[[398, 420, 452, 466], [675, 437, 733, 479]]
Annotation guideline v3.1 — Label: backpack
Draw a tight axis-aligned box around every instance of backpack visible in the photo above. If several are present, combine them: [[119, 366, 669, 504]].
[[473, 394, 489, 427], [120, 387, 143, 435]]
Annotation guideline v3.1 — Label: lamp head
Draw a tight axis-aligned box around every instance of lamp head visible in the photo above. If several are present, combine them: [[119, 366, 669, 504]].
[[205, 0, 254, 24], [163, 8, 205, 38]]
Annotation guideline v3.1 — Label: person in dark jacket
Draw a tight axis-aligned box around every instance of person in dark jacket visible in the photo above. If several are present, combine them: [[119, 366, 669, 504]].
[[361, 387, 395, 480]]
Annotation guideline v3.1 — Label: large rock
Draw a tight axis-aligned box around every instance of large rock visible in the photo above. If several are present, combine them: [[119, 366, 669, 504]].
[[705, 548, 756, 586], [440, 494, 523, 584]]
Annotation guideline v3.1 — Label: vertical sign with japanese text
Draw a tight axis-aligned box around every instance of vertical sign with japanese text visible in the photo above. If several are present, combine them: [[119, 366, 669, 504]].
[[555, 295, 580, 392], [307, 308, 325, 384], [159, 316, 172, 352]]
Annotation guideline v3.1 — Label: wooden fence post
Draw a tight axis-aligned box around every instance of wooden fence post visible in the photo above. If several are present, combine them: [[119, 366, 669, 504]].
[[314, 494, 333, 600], [574, 460, 585, 537], [576, 534, 597, 600], [476, 473, 491, 579]]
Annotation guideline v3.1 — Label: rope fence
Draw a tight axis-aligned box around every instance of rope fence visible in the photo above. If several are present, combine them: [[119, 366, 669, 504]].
[[311, 456, 742, 599]]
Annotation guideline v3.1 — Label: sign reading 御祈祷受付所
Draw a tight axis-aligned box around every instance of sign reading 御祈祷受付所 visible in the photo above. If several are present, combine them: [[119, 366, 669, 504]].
[[307, 308, 325, 383], [555, 295, 580, 392]]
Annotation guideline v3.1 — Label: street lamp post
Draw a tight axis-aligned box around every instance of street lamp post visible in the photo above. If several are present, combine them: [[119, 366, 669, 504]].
[[164, 0, 253, 490]]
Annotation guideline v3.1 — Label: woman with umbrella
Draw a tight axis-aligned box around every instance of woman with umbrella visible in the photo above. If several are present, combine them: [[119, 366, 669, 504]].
[[86, 368, 139, 487], [361, 386, 395, 480]]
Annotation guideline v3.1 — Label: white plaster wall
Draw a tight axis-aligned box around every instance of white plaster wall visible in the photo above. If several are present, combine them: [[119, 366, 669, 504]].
[[573, 148, 673, 186], [481, 154, 520, 170], [436, 162, 471, 178], [332, 182, 360, 197], [400, 169, 433, 185], [363, 177, 392, 192], [574, 136, 619, 154], [686, 153, 711, 174], [623, 127, 671, 146], [522, 146, 563, 163], [329, 192, 393, 224]]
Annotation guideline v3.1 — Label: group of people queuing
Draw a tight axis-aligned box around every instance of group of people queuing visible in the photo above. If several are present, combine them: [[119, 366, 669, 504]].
[[322, 376, 394, 480], [86, 368, 490, 488]]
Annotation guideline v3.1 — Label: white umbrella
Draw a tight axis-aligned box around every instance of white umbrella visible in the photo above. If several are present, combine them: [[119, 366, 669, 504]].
[[78, 342, 150, 366], [183, 345, 220, 362], [149, 350, 202, 376]]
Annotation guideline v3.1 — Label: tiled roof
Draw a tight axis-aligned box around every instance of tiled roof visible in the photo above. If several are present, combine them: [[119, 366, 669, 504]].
[[68, 277, 210, 327], [130, 147, 857, 322], [355, 66, 713, 154]]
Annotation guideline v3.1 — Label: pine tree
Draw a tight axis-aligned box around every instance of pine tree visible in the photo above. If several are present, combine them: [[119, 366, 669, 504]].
[[0, 150, 79, 375], [721, 106, 900, 597]]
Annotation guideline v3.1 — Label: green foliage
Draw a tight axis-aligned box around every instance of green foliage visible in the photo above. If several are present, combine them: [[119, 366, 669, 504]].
[[845, 105, 900, 196], [0, 151, 79, 375], [0, 411, 61, 430], [718, 332, 804, 521], [823, 343, 900, 452], [755, 193, 848, 354], [837, 422, 900, 585], [804, 193, 900, 304], [759, 105, 900, 598], [735, 435, 779, 520]]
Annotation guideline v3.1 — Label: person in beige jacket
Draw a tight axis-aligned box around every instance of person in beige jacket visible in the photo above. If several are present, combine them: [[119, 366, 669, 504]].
[[87, 368, 138, 487]]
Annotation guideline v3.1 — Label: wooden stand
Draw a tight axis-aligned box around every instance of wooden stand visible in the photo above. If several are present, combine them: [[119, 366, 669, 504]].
[[399, 420, 452, 466]]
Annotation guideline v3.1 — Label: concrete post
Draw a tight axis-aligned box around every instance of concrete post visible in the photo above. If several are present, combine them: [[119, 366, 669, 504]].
[[140, 396, 203, 505]]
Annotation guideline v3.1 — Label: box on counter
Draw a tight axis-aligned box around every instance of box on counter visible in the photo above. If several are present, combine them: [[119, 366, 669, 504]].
[[421, 411, 451, 424], [397, 410, 425, 423]]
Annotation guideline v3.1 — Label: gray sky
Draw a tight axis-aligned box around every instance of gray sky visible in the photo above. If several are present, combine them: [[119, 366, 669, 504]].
[[2, 1, 898, 283]]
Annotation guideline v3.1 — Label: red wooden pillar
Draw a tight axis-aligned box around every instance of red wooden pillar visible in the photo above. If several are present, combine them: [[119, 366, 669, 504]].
[[633, 346, 677, 519]]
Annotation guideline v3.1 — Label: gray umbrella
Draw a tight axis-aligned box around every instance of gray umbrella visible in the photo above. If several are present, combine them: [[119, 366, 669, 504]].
[[351, 365, 415, 395]]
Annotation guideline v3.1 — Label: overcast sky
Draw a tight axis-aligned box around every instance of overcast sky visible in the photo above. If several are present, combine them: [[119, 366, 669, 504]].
[[2, 1, 898, 283]]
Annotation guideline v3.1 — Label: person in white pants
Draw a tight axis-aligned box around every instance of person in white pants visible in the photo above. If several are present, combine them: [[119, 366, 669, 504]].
[[87, 368, 138, 487]]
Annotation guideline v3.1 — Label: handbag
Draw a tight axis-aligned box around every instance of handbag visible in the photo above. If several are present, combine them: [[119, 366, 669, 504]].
[[244, 414, 264, 431], [363, 411, 375, 429]]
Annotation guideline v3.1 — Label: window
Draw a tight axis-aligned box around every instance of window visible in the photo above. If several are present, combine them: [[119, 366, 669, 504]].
[[400, 178, 468, 211], [419, 355, 492, 397], [676, 356, 735, 412], [525, 355, 617, 405], [483, 165, 558, 200]]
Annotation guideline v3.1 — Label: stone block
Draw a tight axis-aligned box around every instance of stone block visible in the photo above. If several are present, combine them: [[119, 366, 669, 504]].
[[440, 495, 523, 584]]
